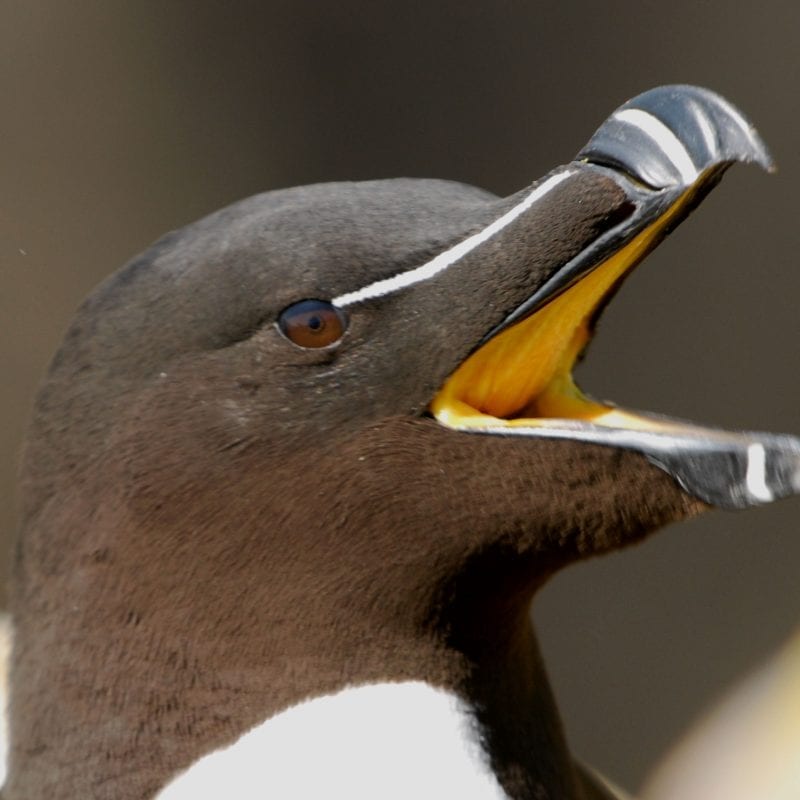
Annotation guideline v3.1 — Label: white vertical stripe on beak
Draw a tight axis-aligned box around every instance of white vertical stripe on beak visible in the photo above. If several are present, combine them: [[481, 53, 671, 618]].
[[613, 108, 699, 185], [745, 442, 774, 503]]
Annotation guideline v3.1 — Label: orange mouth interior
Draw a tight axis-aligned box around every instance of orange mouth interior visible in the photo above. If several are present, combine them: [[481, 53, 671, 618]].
[[431, 191, 693, 433]]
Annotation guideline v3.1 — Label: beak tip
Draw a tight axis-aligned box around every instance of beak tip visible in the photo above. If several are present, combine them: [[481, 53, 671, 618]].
[[729, 126, 774, 174], [577, 85, 775, 190], [760, 150, 778, 175]]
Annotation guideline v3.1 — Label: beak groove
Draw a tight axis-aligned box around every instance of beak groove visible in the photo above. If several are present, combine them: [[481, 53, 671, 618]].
[[578, 84, 774, 190], [488, 86, 774, 342]]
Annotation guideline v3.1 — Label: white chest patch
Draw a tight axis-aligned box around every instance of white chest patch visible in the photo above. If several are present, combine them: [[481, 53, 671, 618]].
[[157, 681, 510, 799]]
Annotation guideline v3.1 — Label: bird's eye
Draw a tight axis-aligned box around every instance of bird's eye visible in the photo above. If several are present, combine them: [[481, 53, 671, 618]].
[[277, 299, 348, 348]]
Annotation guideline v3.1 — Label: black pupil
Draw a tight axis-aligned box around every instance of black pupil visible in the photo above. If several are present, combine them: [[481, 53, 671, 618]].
[[277, 299, 347, 349]]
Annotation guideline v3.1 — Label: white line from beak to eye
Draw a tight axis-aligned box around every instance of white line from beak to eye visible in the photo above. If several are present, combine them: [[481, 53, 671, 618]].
[[746, 442, 775, 503], [332, 169, 575, 309], [613, 108, 699, 186]]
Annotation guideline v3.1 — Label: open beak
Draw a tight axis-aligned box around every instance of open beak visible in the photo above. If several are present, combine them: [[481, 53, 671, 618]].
[[432, 85, 800, 511]]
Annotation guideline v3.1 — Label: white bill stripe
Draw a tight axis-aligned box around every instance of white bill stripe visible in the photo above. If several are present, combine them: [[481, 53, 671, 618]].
[[692, 99, 719, 157], [746, 442, 774, 503], [333, 170, 574, 308], [614, 108, 699, 185]]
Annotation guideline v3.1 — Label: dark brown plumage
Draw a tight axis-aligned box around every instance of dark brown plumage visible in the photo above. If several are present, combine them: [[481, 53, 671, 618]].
[[7, 86, 790, 799]]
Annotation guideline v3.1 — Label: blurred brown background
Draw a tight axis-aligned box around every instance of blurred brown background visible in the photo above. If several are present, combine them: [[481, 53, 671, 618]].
[[1, 0, 798, 791]]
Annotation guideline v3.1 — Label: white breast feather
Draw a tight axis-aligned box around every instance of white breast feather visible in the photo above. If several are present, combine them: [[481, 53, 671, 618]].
[[157, 681, 510, 799]]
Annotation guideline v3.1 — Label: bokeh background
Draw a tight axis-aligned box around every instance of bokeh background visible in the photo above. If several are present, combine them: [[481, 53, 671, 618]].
[[2, 0, 799, 791]]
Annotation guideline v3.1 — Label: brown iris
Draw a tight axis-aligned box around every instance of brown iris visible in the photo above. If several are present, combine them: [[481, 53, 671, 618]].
[[277, 299, 347, 348]]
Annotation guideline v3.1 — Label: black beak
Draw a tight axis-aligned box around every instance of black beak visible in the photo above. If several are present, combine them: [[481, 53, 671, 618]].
[[578, 84, 774, 189], [433, 85, 800, 511], [488, 85, 774, 340]]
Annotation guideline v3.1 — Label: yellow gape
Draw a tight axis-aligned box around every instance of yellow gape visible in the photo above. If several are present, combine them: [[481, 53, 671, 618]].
[[431, 187, 696, 433]]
